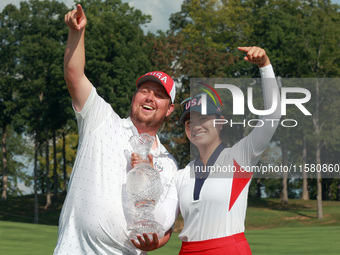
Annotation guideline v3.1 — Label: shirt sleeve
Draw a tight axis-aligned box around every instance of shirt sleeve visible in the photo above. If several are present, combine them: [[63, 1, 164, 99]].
[[73, 85, 120, 145], [245, 64, 281, 164], [154, 178, 178, 231]]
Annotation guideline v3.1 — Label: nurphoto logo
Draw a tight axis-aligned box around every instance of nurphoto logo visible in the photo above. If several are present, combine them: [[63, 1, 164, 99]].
[[192, 79, 312, 128]]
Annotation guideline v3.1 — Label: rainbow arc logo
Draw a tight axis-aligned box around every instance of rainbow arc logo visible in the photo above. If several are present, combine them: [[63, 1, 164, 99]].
[[196, 81, 223, 108]]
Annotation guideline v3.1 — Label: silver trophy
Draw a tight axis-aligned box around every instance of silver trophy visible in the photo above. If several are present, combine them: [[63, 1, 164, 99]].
[[126, 133, 164, 240]]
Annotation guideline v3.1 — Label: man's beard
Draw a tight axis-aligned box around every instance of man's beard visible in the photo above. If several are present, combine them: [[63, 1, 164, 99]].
[[130, 107, 166, 130]]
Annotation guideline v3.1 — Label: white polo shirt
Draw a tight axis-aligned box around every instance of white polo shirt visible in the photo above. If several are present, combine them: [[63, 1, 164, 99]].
[[54, 86, 178, 255], [176, 64, 280, 242]]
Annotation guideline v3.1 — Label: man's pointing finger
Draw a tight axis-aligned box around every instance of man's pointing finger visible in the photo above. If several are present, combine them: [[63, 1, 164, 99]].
[[237, 46, 251, 53], [76, 4, 83, 18]]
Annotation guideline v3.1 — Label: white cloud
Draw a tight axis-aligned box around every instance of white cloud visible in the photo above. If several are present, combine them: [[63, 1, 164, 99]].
[[122, 0, 182, 33]]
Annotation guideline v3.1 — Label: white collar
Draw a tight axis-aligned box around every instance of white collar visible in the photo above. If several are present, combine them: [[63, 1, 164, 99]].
[[122, 117, 169, 157]]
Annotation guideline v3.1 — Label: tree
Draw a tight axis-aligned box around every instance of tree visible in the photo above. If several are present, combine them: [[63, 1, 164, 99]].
[[301, 134, 309, 200], [148, 31, 237, 167], [14, 0, 69, 222], [1, 0, 154, 216], [0, 127, 32, 197], [246, 0, 340, 217], [77, 0, 153, 117], [38, 130, 78, 205], [158, 0, 254, 167], [170, 0, 253, 50], [44, 137, 51, 209], [300, 0, 340, 219], [0, 4, 22, 201]]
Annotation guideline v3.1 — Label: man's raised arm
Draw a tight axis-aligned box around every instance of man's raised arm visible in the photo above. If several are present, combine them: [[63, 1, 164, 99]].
[[64, 4, 92, 112]]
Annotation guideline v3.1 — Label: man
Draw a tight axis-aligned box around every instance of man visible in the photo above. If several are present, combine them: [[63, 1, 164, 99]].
[[54, 4, 178, 255]]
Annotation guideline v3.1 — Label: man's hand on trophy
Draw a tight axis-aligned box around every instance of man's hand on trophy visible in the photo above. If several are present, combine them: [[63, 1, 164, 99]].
[[131, 153, 154, 168], [131, 233, 159, 251]]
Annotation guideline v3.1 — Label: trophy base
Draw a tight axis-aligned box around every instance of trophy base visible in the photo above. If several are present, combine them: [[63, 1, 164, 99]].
[[128, 220, 165, 241]]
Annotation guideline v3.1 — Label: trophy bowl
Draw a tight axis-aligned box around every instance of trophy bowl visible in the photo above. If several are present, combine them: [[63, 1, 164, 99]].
[[126, 134, 165, 240]]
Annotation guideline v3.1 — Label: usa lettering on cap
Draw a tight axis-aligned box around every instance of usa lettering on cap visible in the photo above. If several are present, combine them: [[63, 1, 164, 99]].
[[136, 71, 176, 103]]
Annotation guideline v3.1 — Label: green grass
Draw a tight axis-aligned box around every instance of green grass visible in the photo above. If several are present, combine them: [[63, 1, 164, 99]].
[[1, 221, 339, 255], [1, 195, 339, 229], [0, 221, 58, 254], [1, 196, 339, 254], [246, 226, 340, 255], [245, 198, 340, 229], [150, 226, 340, 255]]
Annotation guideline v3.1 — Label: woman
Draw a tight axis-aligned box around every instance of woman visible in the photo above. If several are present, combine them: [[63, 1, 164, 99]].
[[175, 46, 281, 254]]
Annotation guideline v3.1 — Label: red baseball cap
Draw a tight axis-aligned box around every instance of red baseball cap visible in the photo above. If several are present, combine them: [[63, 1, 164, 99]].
[[136, 71, 176, 103]]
